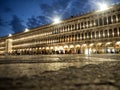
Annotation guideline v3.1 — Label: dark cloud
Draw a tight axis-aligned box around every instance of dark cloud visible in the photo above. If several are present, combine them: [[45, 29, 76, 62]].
[[39, 0, 94, 20], [0, 17, 8, 27], [39, 0, 71, 18], [3, 7, 13, 13], [27, 0, 120, 29], [27, 15, 50, 28], [27, 0, 91, 28], [9, 15, 25, 33], [0, 18, 5, 26]]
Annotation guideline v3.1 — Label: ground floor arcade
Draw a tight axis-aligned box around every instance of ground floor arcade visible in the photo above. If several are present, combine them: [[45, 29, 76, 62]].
[[11, 41, 120, 55]]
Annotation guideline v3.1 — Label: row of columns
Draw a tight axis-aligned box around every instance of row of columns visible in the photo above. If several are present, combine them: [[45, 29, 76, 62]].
[[11, 42, 120, 55], [51, 14, 119, 34], [27, 27, 120, 45]]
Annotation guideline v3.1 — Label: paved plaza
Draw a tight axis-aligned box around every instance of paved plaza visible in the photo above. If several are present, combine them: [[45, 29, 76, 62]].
[[0, 54, 120, 90]]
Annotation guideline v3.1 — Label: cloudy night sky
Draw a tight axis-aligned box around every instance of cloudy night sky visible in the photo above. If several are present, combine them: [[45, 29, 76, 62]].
[[0, 0, 120, 37]]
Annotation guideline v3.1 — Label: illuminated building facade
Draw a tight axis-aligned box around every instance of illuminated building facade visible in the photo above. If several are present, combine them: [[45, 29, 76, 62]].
[[0, 4, 120, 55]]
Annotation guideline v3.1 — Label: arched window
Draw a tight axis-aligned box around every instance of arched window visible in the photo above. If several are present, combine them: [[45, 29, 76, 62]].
[[88, 32, 91, 39], [108, 16, 112, 24], [118, 14, 120, 22], [69, 25, 71, 31], [100, 30, 103, 38], [113, 15, 116, 23], [75, 24, 77, 30], [78, 23, 80, 30], [88, 21, 90, 28], [105, 30, 108, 38], [72, 25, 74, 30], [109, 29, 112, 37], [95, 19, 98, 26], [96, 31, 99, 38], [75, 34, 77, 41], [81, 22, 83, 29], [84, 22, 87, 28], [92, 32, 95, 39], [82, 33, 84, 40], [85, 32, 87, 39], [91, 20, 94, 27], [114, 28, 118, 37], [104, 17, 107, 25], [78, 33, 80, 40], [99, 18, 102, 26]]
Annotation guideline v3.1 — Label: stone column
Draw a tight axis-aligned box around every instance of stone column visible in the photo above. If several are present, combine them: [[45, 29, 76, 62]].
[[106, 16, 108, 24], [116, 15, 118, 22], [111, 15, 113, 23], [5, 39, 12, 54]]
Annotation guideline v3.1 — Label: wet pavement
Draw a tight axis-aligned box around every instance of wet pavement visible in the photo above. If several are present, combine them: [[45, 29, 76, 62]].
[[0, 54, 120, 90]]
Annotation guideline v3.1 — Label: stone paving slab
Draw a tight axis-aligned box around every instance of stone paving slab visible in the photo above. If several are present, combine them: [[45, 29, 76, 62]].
[[0, 61, 119, 90]]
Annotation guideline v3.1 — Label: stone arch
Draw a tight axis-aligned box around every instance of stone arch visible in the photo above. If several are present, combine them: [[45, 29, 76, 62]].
[[75, 45, 81, 54], [115, 41, 120, 53], [105, 42, 115, 53]]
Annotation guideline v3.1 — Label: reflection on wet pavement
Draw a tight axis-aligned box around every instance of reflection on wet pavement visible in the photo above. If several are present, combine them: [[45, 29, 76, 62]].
[[0, 54, 119, 90]]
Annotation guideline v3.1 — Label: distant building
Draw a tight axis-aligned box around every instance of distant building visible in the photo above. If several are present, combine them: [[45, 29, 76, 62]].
[[0, 4, 120, 55]]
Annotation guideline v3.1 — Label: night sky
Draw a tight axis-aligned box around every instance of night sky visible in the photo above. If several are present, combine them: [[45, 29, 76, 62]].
[[0, 0, 120, 37]]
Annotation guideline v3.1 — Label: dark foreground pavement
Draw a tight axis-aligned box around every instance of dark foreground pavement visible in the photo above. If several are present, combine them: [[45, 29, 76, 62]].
[[0, 61, 120, 90]]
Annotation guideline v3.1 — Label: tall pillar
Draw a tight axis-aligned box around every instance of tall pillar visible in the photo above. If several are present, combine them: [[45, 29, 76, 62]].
[[106, 16, 108, 24], [111, 15, 113, 23], [116, 15, 118, 22], [5, 39, 12, 54]]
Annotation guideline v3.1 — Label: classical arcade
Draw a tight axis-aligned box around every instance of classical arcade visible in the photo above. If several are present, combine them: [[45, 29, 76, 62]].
[[0, 4, 120, 55]]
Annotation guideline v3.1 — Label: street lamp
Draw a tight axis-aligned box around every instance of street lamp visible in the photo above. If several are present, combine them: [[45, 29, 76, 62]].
[[53, 17, 61, 24], [8, 34, 12, 37], [24, 28, 29, 32], [98, 2, 108, 11]]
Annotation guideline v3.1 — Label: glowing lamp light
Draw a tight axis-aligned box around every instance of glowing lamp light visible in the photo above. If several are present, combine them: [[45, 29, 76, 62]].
[[8, 34, 12, 37], [53, 17, 61, 24], [24, 28, 29, 32], [98, 3, 108, 11]]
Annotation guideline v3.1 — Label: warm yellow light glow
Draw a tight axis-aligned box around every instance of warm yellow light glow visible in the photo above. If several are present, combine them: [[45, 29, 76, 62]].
[[46, 47, 49, 50], [82, 44, 86, 47], [70, 45, 74, 48], [76, 45, 80, 47], [50, 47, 53, 49], [59, 46, 64, 50], [89, 43, 94, 47], [116, 41, 120, 45], [64, 45, 68, 48], [98, 2, 108, 11], [53, 17, 61, 24]]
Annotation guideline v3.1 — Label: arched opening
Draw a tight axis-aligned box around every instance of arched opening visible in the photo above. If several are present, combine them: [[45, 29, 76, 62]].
[[69, 45, 74, 54], [115, 41, 120, 53], [104, 17, 107, 25], [92, 32, 95, 39], [99, 18, 103, 26], [113, 15, 116, 23], [95, 19, 98, 26], [100, 30, 103, 38], [105, 42, 115, 53], [109, 29, 113, 37], [75, 45, 81, 54], [114, 28, 118, 37], [118, 14, 120, 22], [105, 30, 108, 38], [108, 16, 112, 24], [96, 31, 99, 39]]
